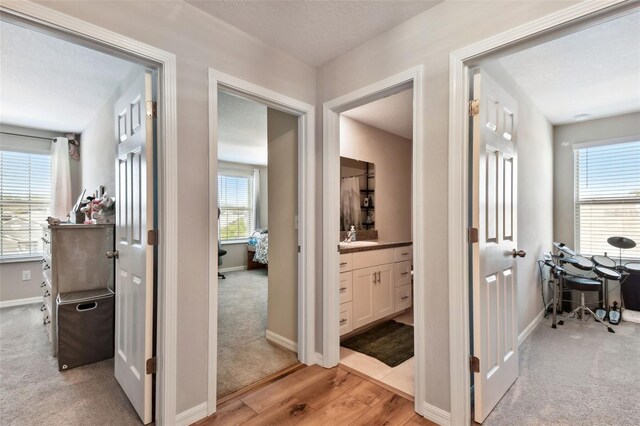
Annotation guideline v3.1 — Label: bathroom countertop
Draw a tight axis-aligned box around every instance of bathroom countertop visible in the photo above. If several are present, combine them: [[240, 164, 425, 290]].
[[338, 240, 412, 254]]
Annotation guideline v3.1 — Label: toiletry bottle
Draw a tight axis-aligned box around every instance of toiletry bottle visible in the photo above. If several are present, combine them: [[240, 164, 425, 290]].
[[350, 225, 356, 242]]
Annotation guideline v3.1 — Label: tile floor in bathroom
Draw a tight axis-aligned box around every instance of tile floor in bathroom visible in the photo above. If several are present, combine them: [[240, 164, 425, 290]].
[[339, 308, 415, 397]]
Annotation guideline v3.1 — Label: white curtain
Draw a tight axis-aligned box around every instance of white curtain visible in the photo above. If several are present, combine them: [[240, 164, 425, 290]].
[[50, 137, 72, 220], [341, 177, 361, 231], [253, 168, 261, 229]]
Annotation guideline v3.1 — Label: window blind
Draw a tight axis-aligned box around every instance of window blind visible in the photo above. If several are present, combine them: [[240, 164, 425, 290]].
[[218, 173, 254, 241], [575, 141, 640, 260], [0, 150, 51, 258]]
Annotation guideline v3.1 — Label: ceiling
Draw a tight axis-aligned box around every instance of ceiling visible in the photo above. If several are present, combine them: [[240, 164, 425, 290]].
[[342, 89, 413, 139], [497, 10, 640, 125], [218, 91, 268, 165], [0, 21, 137, 133], [186, 0, 441, 67]]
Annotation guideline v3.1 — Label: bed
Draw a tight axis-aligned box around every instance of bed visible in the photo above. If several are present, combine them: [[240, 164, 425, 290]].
[[247, 228, 268, 270]]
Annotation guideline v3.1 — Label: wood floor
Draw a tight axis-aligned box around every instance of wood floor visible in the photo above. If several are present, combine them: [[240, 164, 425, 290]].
[[196, 365, 437, 426]]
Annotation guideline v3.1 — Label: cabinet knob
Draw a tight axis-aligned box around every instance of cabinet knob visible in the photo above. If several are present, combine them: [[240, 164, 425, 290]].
[[339, 287, 347, 291], [106, 250, 119, 259], [40, 281, 46, 288], [339, 318, 347, 324], [40, 304, 46, 312], [401, 295, 409, 300]]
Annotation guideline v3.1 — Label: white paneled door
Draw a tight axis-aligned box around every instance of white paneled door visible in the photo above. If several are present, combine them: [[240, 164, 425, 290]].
[[114, 70, 155, 425], [471, 69, 522, 423]]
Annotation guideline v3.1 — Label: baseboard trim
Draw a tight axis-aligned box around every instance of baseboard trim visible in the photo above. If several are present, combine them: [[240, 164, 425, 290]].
[[265, 330, 297, 352], [422, 402, 451, 426], [518, 309, 545, 346], [219, 265, 248, 273], [176, 402, 207, 426], [0, 297, 41, 309]]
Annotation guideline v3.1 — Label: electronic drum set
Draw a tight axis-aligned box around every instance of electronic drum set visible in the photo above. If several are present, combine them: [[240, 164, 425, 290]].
[[542, 236, 640, 333]]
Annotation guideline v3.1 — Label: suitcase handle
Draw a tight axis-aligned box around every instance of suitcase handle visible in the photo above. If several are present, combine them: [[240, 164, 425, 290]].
[[76, 302, 98, 312]]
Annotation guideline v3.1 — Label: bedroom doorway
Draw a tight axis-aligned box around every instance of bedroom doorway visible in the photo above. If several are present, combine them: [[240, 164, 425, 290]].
[[214, 89, 300, 402]]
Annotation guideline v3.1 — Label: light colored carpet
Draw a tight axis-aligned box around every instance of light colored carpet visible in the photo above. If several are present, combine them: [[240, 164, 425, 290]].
[[485, 317, 640, 425], [0, 304, 140, 426], [217, 269, 298, 398]]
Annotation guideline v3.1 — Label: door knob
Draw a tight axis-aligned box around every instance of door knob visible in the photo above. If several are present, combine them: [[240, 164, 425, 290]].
[[106, 250, 119, 259], [512, 249, 526, 258]]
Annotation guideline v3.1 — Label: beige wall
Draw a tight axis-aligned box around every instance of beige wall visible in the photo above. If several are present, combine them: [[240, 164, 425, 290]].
[[32, 0, 316, 412], [482, 61, 554, 335], [316, 0, 580, 412], [266, 108, 298, 343], [340, 116, 412, 242], [80, 66, 145, 198]]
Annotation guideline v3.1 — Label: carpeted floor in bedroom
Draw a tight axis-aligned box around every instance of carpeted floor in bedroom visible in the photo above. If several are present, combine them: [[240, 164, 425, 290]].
[[217, 269, 298, 398], [484, 316, 640, 425], [0, 304, 140, 426]]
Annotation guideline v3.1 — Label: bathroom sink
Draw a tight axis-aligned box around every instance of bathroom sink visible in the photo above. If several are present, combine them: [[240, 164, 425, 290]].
[[339, 241, 379, 249]]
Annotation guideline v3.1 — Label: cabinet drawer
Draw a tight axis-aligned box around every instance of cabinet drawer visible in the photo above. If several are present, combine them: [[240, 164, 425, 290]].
[[395, 261, 412, 287], [353, 248, 394, 270], [394, 246, 412, 262], [339, 253, 353, 272], [339, 272, 353, 304], [339, 301, 353, 336], [395, 284, 412, 312]]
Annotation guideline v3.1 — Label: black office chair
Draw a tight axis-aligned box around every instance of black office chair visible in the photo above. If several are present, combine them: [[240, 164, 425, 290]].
[[218, 240, 227, 279]]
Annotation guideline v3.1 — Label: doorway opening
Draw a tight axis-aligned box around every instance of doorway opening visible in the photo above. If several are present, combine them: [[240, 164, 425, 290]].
[[215, 89, 301, 402], [207, 69, 316, 413], [322, 66, 426, 415], [448, 3, 640, 424], [336, 89, 415, 398], [0, 15, 165, 425]]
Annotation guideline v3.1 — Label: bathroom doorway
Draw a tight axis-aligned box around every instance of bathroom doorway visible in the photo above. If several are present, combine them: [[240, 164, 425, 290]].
[[337, 89, 415, 398]]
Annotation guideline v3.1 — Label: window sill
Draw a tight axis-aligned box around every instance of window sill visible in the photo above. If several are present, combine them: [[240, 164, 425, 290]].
[[221, 239, 249, 246], [0, 255, 43, 264]]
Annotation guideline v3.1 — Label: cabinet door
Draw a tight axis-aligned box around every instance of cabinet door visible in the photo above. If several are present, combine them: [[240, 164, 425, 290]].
[[374, 263, 394, 320], [353, 266, 375, 329]]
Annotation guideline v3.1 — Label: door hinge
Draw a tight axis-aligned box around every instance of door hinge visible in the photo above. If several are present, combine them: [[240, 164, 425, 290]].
[[468, 227, 479, 243], [146, 101, 157, 118], [470, 355, 480, 373], [298, 245, 301, 253], [146, 357, 157, 374], [148, 229, 159, 246], [469, 99, 480, 117]]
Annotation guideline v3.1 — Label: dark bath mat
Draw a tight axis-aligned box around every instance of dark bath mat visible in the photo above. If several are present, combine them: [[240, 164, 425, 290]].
[[341, 320, 414, 367]]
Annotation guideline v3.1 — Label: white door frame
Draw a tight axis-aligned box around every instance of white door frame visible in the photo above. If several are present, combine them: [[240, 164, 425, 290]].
[[1, 1, 179, 424], [321, 66, 426, 415], [207, 68, 315, 414], [447, 1, 629, 424]]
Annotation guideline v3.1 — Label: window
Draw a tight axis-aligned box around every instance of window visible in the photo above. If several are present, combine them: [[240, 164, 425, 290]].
[[0, 150, 51, 259], [218, 172, 255, 241], [575, 141, 640, 259]]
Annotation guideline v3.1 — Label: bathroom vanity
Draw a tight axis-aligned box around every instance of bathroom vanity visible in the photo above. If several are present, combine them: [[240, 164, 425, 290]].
[[338, 241, 412, 336]]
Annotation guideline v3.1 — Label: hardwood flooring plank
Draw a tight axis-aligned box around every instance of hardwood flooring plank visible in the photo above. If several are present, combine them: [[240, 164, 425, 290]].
[[243, 396, 315, 426], [298, 393, 369, 426], [242, 365, 333, 413], [194, 400, 257, 426], [402, 413, 439, 426], [349, 393, 415, 426], [346, 380, 393, 407], [295, 368, 363, 410]]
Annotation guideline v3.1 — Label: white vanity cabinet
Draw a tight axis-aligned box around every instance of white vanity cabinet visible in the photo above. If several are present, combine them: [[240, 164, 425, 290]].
[[339, 244, 412, 336]]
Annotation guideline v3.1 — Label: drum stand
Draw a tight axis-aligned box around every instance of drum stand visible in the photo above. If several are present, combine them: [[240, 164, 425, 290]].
[[557, 290, 615, 333]]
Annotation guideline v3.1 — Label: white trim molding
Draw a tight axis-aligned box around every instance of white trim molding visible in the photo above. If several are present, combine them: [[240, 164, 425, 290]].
[[422, 402, 451, 426], [447, 1, 629, 425], [0, 297, 42, 309], [322, 66, 426, 415], [175, 402, 208, 426], [207, 68, 316, 416], [265, 330, 298, 353], [518, 309, 545, 346], [0, 2, 179, 425]]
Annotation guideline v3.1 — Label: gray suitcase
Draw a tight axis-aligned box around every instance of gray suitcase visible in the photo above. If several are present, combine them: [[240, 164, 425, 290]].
[[57, 288, 114, 371]]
